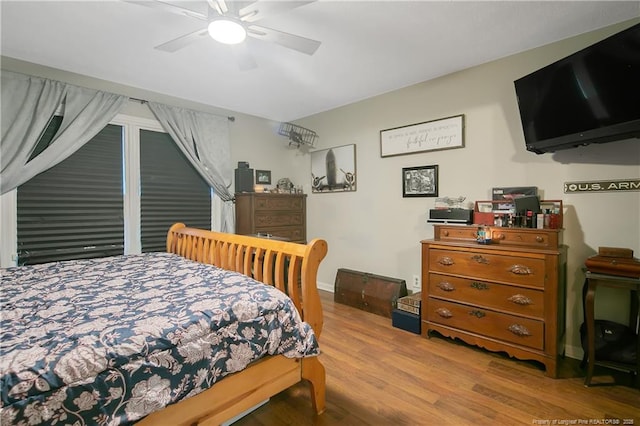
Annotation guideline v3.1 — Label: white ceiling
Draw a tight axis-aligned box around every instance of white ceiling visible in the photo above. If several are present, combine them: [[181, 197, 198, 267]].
[[1, 1, 638, 122]]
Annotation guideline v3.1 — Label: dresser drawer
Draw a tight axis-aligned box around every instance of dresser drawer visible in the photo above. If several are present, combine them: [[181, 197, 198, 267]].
[[434, 225, 477, 242], [255, 212, 304, 227], [255, 226, 304, 242], [428, 249, 546, 288], [255, 196, 304, 211], [427, 299, 544, 350], [490, 228, 558, 249], [428, 273, 544, 319]]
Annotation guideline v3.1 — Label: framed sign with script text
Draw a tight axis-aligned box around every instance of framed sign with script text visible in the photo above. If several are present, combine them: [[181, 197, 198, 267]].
[[380, 115, 464, 158]]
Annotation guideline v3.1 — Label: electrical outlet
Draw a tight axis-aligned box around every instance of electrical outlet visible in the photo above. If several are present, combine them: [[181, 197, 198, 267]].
[[412, 274, 421, 291]]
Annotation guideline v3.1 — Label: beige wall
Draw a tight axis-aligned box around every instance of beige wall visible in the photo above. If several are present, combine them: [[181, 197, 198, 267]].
[[2, 19, 639, 360], [292, 19, 640, 359]]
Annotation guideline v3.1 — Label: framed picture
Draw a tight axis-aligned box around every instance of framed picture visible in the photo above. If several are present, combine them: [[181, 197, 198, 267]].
[[402, 165, 438, 197], [255, 170, 271, 185], [311, 144, 356, 193], [380, 114, 464, 157]]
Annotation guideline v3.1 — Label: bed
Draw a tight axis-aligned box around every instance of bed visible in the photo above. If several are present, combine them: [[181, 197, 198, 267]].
[[0, 223, 328, 425]]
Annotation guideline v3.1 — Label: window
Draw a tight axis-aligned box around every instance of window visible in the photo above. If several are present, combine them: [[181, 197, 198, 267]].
[[17, 120, 124, 265], [140, 129, 211, 252], [16, 116, 212, 264]]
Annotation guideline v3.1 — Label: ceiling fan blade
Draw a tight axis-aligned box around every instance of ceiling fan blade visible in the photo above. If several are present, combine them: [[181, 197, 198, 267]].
[[123, 0, 207, 21], [248, 25, 321, 55], [206, 0, 226, 15], [239, 1, 316, 23], [155, 28, 209, 52]]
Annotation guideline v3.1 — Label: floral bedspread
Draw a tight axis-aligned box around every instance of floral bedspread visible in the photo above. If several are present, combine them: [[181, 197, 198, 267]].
[[0, 252, 319, 425]]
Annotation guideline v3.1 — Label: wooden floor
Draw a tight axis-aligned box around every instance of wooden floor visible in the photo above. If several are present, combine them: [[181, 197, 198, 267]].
[[234, 290, 640, 425]]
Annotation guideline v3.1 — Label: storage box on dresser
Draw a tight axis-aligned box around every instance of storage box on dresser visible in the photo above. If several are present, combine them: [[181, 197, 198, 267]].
[[421, 224, 567, 377], [235, 193, 306, 243]]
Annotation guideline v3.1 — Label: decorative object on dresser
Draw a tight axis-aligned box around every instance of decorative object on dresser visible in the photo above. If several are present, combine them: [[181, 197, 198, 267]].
[[276, 177, 294, 193], [428, 208, 473, 224], [474, 199, 563, 229], [421, 223, 567, 378], [235, 161, 254, 193], [255, 169, 271, 185], [235, 192, 306, 243], [311, 144, 356, 193], [334, 268, 408, 318]]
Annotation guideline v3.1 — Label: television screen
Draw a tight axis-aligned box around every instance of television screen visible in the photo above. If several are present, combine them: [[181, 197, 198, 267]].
[[514, 23, 640, 154]]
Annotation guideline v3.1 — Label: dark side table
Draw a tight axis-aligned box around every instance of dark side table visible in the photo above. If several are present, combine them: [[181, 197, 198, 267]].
[[583, 271, 640, 387]]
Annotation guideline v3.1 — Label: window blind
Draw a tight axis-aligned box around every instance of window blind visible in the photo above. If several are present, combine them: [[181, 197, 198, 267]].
[[17, 122, 124, 265], [140, 129, 211, 252]]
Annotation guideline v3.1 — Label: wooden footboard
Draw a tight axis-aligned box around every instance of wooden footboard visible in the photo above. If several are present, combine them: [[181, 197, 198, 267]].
[[136, 223, 328, 425]]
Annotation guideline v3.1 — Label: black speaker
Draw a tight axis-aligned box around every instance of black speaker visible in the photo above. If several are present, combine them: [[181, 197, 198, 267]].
[[235, 168, 254, 193]]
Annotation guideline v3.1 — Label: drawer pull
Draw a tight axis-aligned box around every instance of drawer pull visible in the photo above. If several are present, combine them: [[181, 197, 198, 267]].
[[496, 233, 505, 240], [470, 282, 489, 290], [508, 294, 533, 305], [435, 308, 453, 318], [536, 236, 544, 243], [469, 310, 486, 318], [471, 255, 489, 264], [508, 324, 531, 337], [443, 230, 450, 236], [437, 256, 454, 266], [437, 281, 455, 292], [509, 264, 532, 275]]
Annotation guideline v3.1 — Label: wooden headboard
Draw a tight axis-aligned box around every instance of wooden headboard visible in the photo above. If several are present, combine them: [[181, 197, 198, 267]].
[[166, 223, 328, 338]]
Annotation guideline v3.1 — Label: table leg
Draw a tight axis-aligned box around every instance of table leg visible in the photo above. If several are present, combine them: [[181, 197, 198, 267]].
[[584, 279, 597, 386], [630, 289, 639, 334], [634, 290, 640, 388]]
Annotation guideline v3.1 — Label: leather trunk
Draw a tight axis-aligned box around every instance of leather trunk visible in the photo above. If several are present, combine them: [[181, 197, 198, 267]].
[[585, 255, 640, 278], [334, 268, 408, 317]]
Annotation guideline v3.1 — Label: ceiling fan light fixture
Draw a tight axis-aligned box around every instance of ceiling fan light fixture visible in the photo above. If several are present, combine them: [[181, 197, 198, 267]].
[[207, 18, 247, 45]]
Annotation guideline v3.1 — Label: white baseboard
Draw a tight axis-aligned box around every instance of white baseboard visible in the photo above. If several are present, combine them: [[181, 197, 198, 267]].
[[317, 280, 333, 293], [565, 344, 584, 361]]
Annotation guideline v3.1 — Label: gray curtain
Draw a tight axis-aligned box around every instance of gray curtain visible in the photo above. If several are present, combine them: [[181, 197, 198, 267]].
[[1, 71, 128, 194], [147, 102, 234, 232]]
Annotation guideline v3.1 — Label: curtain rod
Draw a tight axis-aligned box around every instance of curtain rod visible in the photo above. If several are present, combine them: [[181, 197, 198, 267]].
[[129, 97, 235, 122]]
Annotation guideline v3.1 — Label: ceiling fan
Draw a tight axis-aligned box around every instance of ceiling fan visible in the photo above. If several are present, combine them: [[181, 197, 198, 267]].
[[126, 0, 321, 70]]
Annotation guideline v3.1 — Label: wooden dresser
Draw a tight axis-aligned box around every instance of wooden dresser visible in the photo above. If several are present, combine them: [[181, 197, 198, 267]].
[[235, 193, 307, 243], [421, 224, 567, 377]]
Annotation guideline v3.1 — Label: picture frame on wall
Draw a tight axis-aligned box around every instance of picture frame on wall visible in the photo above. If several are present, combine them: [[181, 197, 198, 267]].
[[402, 165, 439, 197], [255, 170, 271, 185], [311, 144, 356, 193]]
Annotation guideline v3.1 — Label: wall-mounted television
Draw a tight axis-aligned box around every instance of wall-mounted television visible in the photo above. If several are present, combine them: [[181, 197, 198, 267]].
[[514, 23, 640, 154]]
